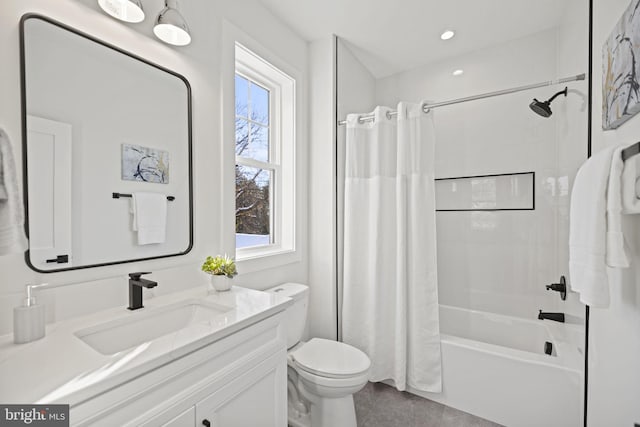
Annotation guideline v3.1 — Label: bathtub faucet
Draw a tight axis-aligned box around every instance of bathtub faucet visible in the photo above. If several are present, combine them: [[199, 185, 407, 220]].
[[538, 310, 565, 323], [545, 276, 567, 300]]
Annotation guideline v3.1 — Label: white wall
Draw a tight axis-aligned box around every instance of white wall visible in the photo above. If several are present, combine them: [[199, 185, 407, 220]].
[[307, 37, 376, 340], [307, 36, 336, 339], [0, 0, 309, 335], [376, 29, 587, 322], [588, 0, 640, 424]]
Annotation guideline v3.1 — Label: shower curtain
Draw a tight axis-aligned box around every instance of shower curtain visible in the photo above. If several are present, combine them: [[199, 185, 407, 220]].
[[342, 103, 442, 392]]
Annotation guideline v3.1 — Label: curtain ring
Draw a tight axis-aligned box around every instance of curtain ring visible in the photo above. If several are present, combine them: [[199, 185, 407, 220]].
[[385, 110, 392, 120]]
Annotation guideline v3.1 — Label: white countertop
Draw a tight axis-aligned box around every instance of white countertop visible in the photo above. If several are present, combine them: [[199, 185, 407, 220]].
[[0, 286, 291, 405]]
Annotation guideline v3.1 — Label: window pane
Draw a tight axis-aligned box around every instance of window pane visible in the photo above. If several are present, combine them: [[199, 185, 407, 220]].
[[236, 120, 269, 162], [250, 82, 269, 126], [247, 123, 269, 162], [236, 165, 271, 248], [235, 118, 249, 156], [235, 74, 248, 117]]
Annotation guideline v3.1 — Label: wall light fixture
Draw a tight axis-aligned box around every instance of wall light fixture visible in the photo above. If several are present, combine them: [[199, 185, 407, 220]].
[[97, 0, 145, 23], [153, 0, 192, 46]]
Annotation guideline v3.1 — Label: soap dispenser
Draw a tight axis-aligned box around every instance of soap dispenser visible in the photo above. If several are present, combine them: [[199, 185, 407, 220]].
[[13, 284, 46, 344]]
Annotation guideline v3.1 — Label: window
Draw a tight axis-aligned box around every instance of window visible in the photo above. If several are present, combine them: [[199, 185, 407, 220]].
[[235, 75, 272, 248], [235, 43, 295, 259]]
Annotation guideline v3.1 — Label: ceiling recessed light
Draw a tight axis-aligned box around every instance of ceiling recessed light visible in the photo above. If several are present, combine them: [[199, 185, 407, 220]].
[[452, 69, 464, 76], [440, 30, 455, 41]]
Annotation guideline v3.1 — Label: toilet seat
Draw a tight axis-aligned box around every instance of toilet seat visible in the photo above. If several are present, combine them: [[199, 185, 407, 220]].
[[291, 338, 370, 379], [296, 364, 371, 390]]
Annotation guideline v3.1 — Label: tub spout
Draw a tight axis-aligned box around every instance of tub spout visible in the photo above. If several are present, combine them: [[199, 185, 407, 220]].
[[538, 310, 565, 323]]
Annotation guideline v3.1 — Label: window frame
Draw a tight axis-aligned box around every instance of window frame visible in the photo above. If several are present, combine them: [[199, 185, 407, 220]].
[[234, 43, 296, 262]]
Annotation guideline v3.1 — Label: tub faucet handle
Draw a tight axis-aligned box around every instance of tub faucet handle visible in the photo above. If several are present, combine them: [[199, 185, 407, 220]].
[[545, 276, 567, 300]]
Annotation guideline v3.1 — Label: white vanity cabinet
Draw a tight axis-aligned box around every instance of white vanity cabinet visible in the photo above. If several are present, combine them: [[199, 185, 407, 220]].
[[193, 352, 285, 427], [71, 313, 287, 427], [161, 407, 195, 427]]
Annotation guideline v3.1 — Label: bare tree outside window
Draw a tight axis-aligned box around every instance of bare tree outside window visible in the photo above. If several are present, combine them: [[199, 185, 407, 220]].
[[235, 74, 272, 248]]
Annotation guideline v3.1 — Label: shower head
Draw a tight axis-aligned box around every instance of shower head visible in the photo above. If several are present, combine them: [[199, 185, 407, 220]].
[[529, 87, 568, 117], [529, 99, 553, 117]]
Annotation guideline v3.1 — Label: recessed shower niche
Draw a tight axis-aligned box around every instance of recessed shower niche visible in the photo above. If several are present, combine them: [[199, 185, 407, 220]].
[[20, 14, 193, 272]]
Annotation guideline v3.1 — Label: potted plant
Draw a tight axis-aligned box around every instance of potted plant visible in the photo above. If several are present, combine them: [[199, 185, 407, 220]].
[[201, 254, 238, 292]]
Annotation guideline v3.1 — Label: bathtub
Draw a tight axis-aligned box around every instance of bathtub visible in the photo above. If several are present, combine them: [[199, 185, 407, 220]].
[[411, 305, 584, 427]]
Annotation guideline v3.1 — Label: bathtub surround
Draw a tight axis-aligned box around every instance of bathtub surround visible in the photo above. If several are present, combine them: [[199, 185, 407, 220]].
[[375, 27, 588, 322], [342, 104, 441, 392], [0, 129, 27, 256]]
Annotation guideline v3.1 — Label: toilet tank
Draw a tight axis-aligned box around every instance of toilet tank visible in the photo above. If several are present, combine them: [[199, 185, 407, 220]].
[[266, 283, 309, 349]]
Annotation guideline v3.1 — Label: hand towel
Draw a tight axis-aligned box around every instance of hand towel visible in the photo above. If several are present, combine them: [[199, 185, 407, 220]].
[[621, 153, 640, 213], [0, 129, 28, 255], [131, 192, 167, 245]]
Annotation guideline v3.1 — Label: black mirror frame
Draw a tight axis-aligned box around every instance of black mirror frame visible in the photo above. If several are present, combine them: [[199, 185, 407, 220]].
[[19, 13, 194, 273]]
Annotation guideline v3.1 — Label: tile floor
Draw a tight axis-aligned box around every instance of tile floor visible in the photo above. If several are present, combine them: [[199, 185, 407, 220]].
[[354, 382, 504, 427]]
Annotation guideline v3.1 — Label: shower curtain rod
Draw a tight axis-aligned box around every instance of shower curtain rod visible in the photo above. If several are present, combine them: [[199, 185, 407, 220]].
[[337, 73, 586, 126]]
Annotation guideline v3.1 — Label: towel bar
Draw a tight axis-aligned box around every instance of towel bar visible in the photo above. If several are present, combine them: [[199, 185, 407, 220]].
[[621, 141, 640, 161], [112, 192, 175, 201]]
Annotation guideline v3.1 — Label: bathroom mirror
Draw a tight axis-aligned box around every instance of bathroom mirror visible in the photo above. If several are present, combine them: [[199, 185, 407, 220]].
[[20, 14, 193, 272]]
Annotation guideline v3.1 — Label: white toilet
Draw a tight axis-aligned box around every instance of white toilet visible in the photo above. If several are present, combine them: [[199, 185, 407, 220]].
[[267, 283, 370, 427]]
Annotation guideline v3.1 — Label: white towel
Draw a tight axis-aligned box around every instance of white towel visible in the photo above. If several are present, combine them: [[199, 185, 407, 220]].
[[0, 129, 28, 256], [569, 145, 630, 308], [621, 153, 640, 213], [130, 192, 167, 245], [607, 144, 631, 268]]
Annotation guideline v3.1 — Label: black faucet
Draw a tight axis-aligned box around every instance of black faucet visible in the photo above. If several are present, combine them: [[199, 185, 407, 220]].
[[538, 310, 565, 323], [545, 276, 567, 300], [128, 272, 157, 310]]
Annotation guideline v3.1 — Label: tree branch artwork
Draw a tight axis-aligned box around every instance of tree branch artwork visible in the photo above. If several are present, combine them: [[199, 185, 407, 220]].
[[603, 0, 640, 130], [121, 144, 169, 184]]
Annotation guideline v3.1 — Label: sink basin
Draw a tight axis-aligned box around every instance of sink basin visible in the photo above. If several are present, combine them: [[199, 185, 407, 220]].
[[75, 300, 232, 355]]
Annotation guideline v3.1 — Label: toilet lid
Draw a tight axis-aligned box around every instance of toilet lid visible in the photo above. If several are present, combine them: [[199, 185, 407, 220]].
[[292, 338, 370, 378]]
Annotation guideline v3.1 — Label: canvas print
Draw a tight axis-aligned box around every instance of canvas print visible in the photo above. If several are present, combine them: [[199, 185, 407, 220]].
[[122, 144, 169, 184], [603, 0, 640, 130]]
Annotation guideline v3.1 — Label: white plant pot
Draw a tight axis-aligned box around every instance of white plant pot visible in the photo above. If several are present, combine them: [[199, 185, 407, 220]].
[[209, 275, 233, 292]]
